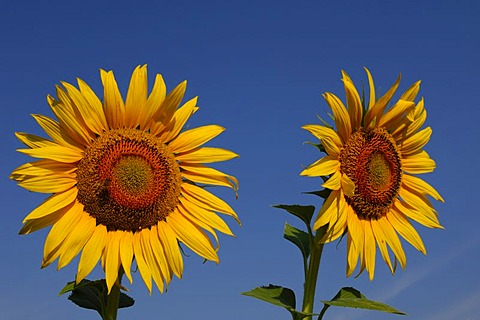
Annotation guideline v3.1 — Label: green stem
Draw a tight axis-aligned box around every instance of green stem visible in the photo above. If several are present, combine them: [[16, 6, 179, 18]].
[[301, 231, 324, 320], [104, 268, 124, 320], [317, 304, 329, 320]]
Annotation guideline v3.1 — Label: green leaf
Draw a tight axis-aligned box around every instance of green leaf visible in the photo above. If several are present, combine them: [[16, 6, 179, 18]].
[[59, 280, 105, 316], [321, 287, 406, 315], [303, 189, 332, 200], [59, 279, 103, 297], [118, 292, 135, 309], [68, 283, 104, 314], [243, 285, 317, 319], [284, 223, 310, 262], [59, 280, 78, 296], [274, 204, 315, 227], [316, 115, 334, 129], [304, 141, 326, 153], [59, 279, 135, 315], [242, 285, 296, 311]]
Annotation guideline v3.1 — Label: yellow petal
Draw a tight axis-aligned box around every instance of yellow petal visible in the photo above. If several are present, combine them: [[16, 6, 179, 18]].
[[19, 207, 65, 234], [388, 98, 423, 137], [151, 226, 172, 283], [18, 174, 76, 193], [400, 80, 421, 102], [180, 163, 238, 191], [370, 219, 394, 273], [375, 217, 406, 269], [140, 229, 165, 294], [149, 225, 172, 287], [42, 208, 85, 268], [41, 240, 63, 268], [133, 232, 152, 293], [157, 221, 183, 279], [169, 125, 225, 153], [402, 153, 436, 174], [346, 205, 364, 257], [364, 67, 376, 110], [341, 174, 355, 197], [394, 200, 442, 229], [346, 234, 359, 277], [176, 147, 239, 163], [77, 78, 109, 131], [77, 224, 107, 283], [412, 98, 426, 119], [403, 99, 427, 138], [43, 201, 82, 262], [50, 88, 94, 145], [388, 209, 426, 254], [398, 187, 441, 226], [402, 174, 444, 202], [140, 74, 167, 130], [321, 137, 340, 158], [101, 69, 125, 129], [142, 233, 165, 293], [23, 188, 78, 222], [61, 81, 107, 135], [378, 100, 415, 129], [400, 127, 432, 156], [177, 203, 220, 248], [119, 231, 134, 284], [357, 248, 367, 278], [322, 171, 341, 190], [125, 65, 148, 128], [181, 183, 239, 221], [11, 159, 76, 179], [157, 97, 198, 142], [15, 132, 56, 148], [105, 231, 122, 293], [57, 211, 96, 270], [323, 92, 352, 143], [322, 196, 347, 242], [32, 114, 84, 151], [180, 200, 234, 237], [411, 149, 430, 158], [341, 70, 362, 130], [101, 247, 106, 271], [313, 190, 341, 232], [302, 124, 343, 149], [167, 210, 218, 262], [18, 145, 83, 163], [363, 220, 377, 280], [364, 73, 401, 127], [300, 156, 339, 177], [153, 80, 187, 126]]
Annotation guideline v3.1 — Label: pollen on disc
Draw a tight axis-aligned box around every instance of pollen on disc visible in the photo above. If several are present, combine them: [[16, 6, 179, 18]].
[[340, 127, 402, 220], [77, 129, 182, 231]]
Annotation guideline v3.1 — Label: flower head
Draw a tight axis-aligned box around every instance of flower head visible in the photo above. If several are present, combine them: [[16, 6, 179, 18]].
[[11, 65, 239, 293], [301, 68, 443, 280]]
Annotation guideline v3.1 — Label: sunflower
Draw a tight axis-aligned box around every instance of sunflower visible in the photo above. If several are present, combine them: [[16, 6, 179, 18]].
[[11, 65, 239, 293], [301, 68, 443, 280]]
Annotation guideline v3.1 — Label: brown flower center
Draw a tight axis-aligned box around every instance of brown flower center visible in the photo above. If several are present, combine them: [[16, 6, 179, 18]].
[[77, 129, 182, 232], [339, 127, 402, 220]]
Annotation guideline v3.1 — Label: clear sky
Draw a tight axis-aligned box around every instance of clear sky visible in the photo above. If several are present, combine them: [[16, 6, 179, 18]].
[[1, 1, 479, 319]]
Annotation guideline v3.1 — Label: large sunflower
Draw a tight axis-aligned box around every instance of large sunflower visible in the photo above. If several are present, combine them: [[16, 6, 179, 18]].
[[301, 68, 443, 280], [11, 65, 239, 293]]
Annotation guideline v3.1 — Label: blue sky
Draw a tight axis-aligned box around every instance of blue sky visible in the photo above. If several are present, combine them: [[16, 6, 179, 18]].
[[1, 0, 479, 319]]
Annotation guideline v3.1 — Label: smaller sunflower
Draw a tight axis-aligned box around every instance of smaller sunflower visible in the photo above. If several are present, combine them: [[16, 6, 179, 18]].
[[11, 65, 240, 293], [301, 68, 443, 280]]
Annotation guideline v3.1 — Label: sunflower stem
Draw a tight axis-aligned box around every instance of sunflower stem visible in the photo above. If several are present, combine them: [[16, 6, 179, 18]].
[[301, 231, 324, 319], [104, 268, 124, 320]]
